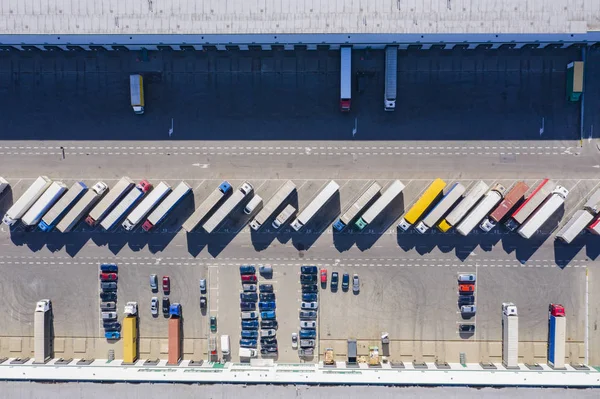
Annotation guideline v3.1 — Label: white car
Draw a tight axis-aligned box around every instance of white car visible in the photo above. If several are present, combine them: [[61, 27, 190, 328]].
[[260, 329, 276, 337], [457, 274, 476, 283], [242, 284, 257, 292], [291, 332, 298, 349], [461, 305, 477, 314], [150, 274, 158, 290], [150, 297, 158, 316], [300, 321, 316, 329], [301, 302, 318, 310], [352, 274, 360, 293], [199, 279, 206, 294]]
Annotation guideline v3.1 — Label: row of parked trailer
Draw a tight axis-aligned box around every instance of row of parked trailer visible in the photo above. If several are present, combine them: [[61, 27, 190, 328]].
[[1, 176, 598, 242]]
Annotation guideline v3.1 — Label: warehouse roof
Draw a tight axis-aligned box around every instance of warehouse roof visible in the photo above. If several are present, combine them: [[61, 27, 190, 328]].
[[1, 0, 599, 35]]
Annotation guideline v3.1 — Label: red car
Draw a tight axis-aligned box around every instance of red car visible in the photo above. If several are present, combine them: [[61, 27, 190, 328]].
[[241, 274, 257, 283], [320, 268, 327, 284], [549, 304, 565, 317], [458, 284, 475, 294], [138, 180, 152, 193], [162, 276, 170, 293], [100, 273, 118, 282]]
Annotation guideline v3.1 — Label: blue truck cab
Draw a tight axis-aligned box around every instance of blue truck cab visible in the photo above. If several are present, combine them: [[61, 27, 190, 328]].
[[169, 303, 182, 317], [219, 181, 232, 194], [332, 219, 347, 232]]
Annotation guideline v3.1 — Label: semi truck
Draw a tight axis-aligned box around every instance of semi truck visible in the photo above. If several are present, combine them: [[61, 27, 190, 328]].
[[122, 302, 138, 364], [398, 178, 446, 231], [142, 182, 191, 232], [557, 188, 600, 243], [384, 46, 398, 111], [250, 180, 296, 231], [332, 182, 381, 232], [203, 181, 253, 234], [122, 181, 171, 231], [39, 182, 87, 232], [86, 177, 134, 226], [518, 186, 568, 239], [415, 182, 465, 234], [3, 176, 52, 226], [355, 180, 405, 231], [167, 306, 182, 365], [272, 204, 296, 229], [56, 182, 108, 233], [505, 179, 556, 231], [340, 47, 352, 112], [291, 180, 339, 231], [548, 304, 566, 369], [33, 299, 52, 364], [456, 184, 506, 236], [502, 303, 519, 369], [480, 181, 529, 232], [100, 180, 151, 231], [130, 74, 145, 114], [437, 181, 488, 233], [21, 181, 68, 226], [182, 181, 233, 233]]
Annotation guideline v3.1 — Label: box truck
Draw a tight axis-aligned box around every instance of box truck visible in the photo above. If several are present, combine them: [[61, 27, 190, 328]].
[[86, 177, 134, 226], [21, 181, 67, 226], [56, 182, 108, 233], [130, 74, 144, 114], [416, 182, 465, 234], [3, 176, 52, 226], [518, 186, 568, 239], [122, 181, 171, 231], [100, 180, 151, 231], [437, 181, 488, 232], [182, 181, 233, 232], [250, 180, 296, 231], [456, 184, 506, 236], [398, 178, 446, 231], [142, 182, 191, 232], [203, 182, 253, 233], [333, 182, 381, 232], [505, 179, 556, 231], [39, 182, 87, 232], [480, 181, 529, 232], [340, 47, 352, 112], [291, 181, 339, 231], [355, 180, 405, 231], [384, 46, 398, 111]]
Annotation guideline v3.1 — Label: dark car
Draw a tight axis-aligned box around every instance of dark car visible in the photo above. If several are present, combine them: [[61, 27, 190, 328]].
[[239, 265, 256, 275], [259, 284, 273, 292], [101, 282, 117, 291], [458, 295, 475, 306], [301, 266, 318, 274], [261, 346, 278, 354], [100, 263, 118, 273], [103, 322, 121, 331], [200, 296, 207, 309], [162, 276, 170, 293], [331, 272, 339, 290], [241, 330, 259, 339], [242, 320, 259, 330], [240, 293, 258, 302], [260, 337, 277, 346], [162, 297, 170, 314], [210, 316, 217, 332], [302, 293, 318, 302], [241, 302, 257, 311], [299, 329, 316, 339], [259, 301, 276, 310], [459, 324, 475, 333], [302, 284, 318, 293], [342, 273, 350, 291], [300, 274, 317, 283], [260, 319, 278, 329], [299, 310, 317, 320], [259, 293, 275, 301], [100, 292, 117, 302]]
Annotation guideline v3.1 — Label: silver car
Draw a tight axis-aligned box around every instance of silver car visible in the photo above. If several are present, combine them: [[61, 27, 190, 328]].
[[291, 332, 298, 349], [199, 279, 207, 294], [100, 301, 116, 311], [458, 274, 476, 283], [150, 274, 158, 290], [352, 274, 360, 293], [461, 305, 477, 314], [150, 297, 158, 316], [242, 284, 257, 292], [300, 320, 316, 329], [260, 329, 276, 337]]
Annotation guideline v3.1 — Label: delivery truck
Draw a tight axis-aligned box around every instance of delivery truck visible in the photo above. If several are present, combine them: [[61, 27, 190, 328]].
[[142, 182, 191, 232], [502, 303, 519, 368], [100, 180, 151, 231], [250, 180, 296, 231], [182, 181, 232, 232], [480, 181, 529, 232], [203, 181, 253, 234], [3, 176, 52, 226], [416, 182, 465, 234], [398, 178, 446, 231], [548, 305, 566, 369], [505, 179, 556, 231], [291, 181, 339, 231], [86, 177, 134, 226], [333, 182, 381, 232], [340, 47, 352, 112], [56, 182, 108, 233], [384, 46, 398, 111], [130, 74, 145, 114], [438, 181, 488, 233], [21, 181, 68, 226], [122, 181, 171, 231], [39, 182, 87, 232], [518, 186, 568, 239], [456, 184, 506, 236], [355, 180, 405, 231]]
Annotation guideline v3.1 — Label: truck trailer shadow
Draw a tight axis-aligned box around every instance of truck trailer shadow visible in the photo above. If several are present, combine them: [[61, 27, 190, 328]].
[[291, 193, 341, 252], [250, 191, 299, 252], [356, 194, 405, 252]]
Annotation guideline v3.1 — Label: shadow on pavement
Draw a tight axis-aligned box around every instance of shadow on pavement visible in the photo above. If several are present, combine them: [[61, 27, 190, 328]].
[[250, 191, 299, 252]]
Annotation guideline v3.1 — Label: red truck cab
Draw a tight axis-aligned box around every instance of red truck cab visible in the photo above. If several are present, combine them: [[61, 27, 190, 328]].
[[549, 303, 565, 317]]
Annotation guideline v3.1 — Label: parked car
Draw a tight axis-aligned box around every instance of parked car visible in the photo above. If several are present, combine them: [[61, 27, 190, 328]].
[[301, 302, 318, 310], [242, 320, 259, 330], [259, 301, 276, 310], [162, 297, 170, 314], [457, 274, 476, 283], [458, 295, 475, 306], [259, 265, 273, 275], [261, 346, 278, 354], [461, 305, 477, 314], [260, 311, 276, 319], [300, 274, 317, 283], [342, 273, 350, 290], [240, 293, 258, 302], [240, 265, 256, 275], [299, 329, 316, 339], [259, 293, 275, 301], [210, 316, 217, 332], [100, 301, 116, 311], [301, 266, 318, 274], [101, 282, 117, 291], [302, 293, 318, 302], [331, 272, 339, 290], [243, 284, 257, 292], [291, 332, 298, 349], [459, 284, 475, 294], [101, 311, 117, 320], [301, 284, 318, 293], [103, 321, 121, 330], [150, 297, 158, 316], [241, 311, 258, 320], [261, 319, 278, 329], [162, 276, 170, 293], [150, 274, 158, 291], [241, 302, 257, 311], [99, 273, 117, 281], [260, 337, 277, 346], [299, 311, 317, 320], [241, 275, 258, 283], [105, 331, 121, 340], [200, 296, 207, 310], [259, 284, 273, 292], [100, 292, 117, 302], [100, 263, 118, 273], [300, 320, 316, 329], [260, 329, 276, 337], [199, 279, 207, 293], [459, 324, 475, 333], [320, 268, 327, 284], [300, 339, 315, 348], [241, 330, 259, 339], [352, 274, 360, 293], [240, 339, 257, 348]]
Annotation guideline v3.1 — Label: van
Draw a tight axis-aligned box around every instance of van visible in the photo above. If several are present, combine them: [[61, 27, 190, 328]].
[[220, 335, 230, 356], [101, 312, 117, 320], [239, 348, 258, 358], [244, 195, 263, 215]]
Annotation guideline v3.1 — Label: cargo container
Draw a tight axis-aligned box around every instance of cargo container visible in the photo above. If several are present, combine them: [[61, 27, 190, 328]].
[[340, 47, 352, 112], [291, 180, 339, 231], [203, 181, 253, 233], [33, 299, 52, 364], [122, 181, 171, 231], [250, 180, 296, 231], [100, 180, 151, 231], [272, 204, 296, 229], [142, 182, 191, 231], [39, 182, 87, 232], [505, 179, 556, 231], [438, 181, 488, 233], [122, 315, 138, 364], [130, 74, 144, 114], [548, 314, 566, 368], [502, 303, 519, 369], [355, 180, 405, 231], [398, 178, 446, 230], [86, 177, 134, 226], [167, 316, 181, 365], [518, 186, 568, 239], [333, 182, 381, 232], [56, 182, 108, 233], [384, 46, 398, 111], [556, 210, 594, 244], [347, 338, 357, 364], [456, 184, 506, 236], [481, 181, 529, 232], [3, 176, 52, 226], [21, 181, 67, 226], [416, 183, 465, 234], [0, 177, 8, 196], [182, 181, 232, 232]]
